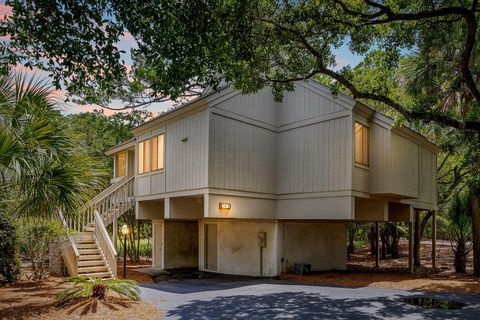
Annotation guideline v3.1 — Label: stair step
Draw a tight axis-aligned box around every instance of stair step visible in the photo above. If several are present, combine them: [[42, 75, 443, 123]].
[[76, 239, 95, 244], [78, 248, 101, 255], [73, 233, 94, 241], [75, 232, 94, 236], [78, 260, 106, 267], [77, 243, 98, 249], [84, 227, 95, 232], [79, 254, 103, 261], [78, 265, 109, 273], [79, 272, 112, 279]]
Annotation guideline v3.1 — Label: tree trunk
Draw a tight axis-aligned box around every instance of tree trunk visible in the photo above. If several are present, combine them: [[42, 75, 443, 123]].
[[413, 210, 421, 267], [413, 211, 434, 267], [392, 224, 399, 258], [472, 191, 480, 276], [370, 223, 377, 256]]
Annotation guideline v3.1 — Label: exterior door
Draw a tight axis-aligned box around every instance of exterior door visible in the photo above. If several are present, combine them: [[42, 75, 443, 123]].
[[152, 220, 163, 269], [205, 224, 217, 270]]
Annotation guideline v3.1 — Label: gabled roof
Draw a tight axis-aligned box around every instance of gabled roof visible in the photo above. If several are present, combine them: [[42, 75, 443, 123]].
[[106, 80, 441, 154], [105, 137, 135, 156]]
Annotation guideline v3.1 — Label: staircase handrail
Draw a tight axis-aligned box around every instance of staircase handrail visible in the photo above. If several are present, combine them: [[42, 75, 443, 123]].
[[94, 210, 118, 278], [58, 209, 79, 276], [80, 175, 135, 230], [84, 176, 129, 208]]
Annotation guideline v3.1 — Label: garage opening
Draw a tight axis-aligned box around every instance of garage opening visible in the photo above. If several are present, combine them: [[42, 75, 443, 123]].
[[164, 220, 199, 270]]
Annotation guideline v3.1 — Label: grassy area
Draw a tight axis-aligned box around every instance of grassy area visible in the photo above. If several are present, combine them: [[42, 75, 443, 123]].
[[117, 238, 152, 259]]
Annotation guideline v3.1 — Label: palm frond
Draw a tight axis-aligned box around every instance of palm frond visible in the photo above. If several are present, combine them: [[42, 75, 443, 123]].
[[57, 277, 141, 306]]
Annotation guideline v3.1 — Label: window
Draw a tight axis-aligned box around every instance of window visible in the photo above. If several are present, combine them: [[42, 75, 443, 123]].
[[115, 151, 127, 177], [355, 122, 370, 167], [151, 134, 165, 171], [138, 139, 150, 174]]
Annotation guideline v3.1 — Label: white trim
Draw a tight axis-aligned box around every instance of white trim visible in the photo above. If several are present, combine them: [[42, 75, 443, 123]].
[[278, 111, 350, 132], [210, 108, 276, 131]]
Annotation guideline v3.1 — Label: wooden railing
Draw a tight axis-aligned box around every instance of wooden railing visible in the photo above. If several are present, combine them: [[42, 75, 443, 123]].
[[65, 176, 135, 232], [94, 211, 117, 278], [59, 210, 79, 276], [59, 176, 134, 278]]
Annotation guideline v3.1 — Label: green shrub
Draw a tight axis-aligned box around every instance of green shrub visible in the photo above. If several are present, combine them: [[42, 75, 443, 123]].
[[57, 277, 141, 305], [117, 238, 152, 261], [17, 218, 66, 280], [0, 211, 20, 283], [138, 239, 152, 258]]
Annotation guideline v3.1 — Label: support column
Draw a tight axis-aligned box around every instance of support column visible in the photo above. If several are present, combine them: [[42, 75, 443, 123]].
[[408, 220, 414, 274], [431, 211, 437, 269], [413, 209, 421, 267], [375, 221, 380, 268], [164, 198, 170, 219], [113, 218, 118, 251]]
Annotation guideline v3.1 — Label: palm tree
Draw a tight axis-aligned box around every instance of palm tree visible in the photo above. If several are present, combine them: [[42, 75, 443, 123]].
[[57, 277, 141, 305], [0, 71, 106, 219], [448, 193, 473, 273]]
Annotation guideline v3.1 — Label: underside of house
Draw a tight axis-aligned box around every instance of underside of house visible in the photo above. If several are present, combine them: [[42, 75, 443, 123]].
[[60, 81, 439, 278]]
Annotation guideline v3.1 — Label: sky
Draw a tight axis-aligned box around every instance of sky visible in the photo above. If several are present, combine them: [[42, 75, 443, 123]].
[[0, 2, 361, 116]]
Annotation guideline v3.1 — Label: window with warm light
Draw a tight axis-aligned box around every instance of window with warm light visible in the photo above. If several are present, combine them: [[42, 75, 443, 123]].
[[115, 151, 127, 177], [138, 139, 150, 174], [355, 122, 370, 167], [151, 134, 164, 171]]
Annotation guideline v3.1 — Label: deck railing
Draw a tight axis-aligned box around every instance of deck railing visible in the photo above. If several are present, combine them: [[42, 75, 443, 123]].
[[65, 176, 135, 232], [95, 211, 118, 278]]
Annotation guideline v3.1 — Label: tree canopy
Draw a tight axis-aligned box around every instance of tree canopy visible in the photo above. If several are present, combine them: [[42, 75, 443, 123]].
[[2, 0, 480, 275], [2, 0, 480, 133]]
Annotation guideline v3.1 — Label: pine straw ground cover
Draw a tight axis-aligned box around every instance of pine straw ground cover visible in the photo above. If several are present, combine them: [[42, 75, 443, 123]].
[[281, 240, 480, 295], [0, 271, 162, 320]]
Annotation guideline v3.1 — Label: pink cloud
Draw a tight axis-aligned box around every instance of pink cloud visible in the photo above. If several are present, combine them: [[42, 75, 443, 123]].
[[0, 4, 12, 18], [63, 103, 118, 116], [15, 63, 50, 79], [117, 31, 137, 54], [121, 31, 135, 43]]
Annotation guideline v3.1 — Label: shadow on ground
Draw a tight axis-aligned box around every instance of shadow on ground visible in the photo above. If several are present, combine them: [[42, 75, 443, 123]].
[[166, 291, 479, 320], [142, 277, 265, 294]]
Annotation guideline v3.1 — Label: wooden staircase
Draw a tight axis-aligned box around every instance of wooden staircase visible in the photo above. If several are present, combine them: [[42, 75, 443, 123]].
[[60, 176, 135, 279], [75, 232, 112, 279]]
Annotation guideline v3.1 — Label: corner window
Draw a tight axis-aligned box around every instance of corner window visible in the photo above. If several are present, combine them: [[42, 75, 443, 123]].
[[115, 151, 127, 177], [355, 122, 370, 167], [138, 139, 150, 174], [151, 134, 164, 171]]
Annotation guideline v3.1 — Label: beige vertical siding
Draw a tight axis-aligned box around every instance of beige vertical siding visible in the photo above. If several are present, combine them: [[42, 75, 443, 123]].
[[352, 167, 370, 193], [277, 84, 349, 126], [277, 115, 351, 194], [369, 123, 393, 194], [165, 110, 209, 192], [403, 146, 437, 209], [417, 147, 437, 205], [208, 113, 276, 193], [210, 88, 277, 125], [390, 133, 419, 197], [370, 125, 419, 198]]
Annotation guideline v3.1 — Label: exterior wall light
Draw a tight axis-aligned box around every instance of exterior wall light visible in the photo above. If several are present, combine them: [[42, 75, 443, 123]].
[[219, 202, 231, 210]]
